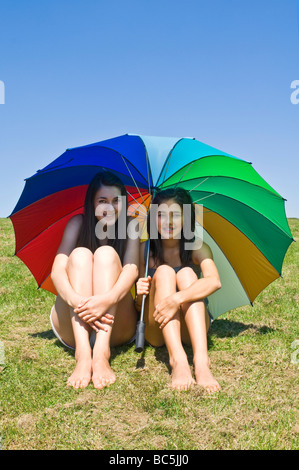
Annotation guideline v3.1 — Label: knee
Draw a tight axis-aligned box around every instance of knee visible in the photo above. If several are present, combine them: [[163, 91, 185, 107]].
[[68, 247, 93, 270], [94, 245, 120, 265], [176, 266, 197, 289], [154, 264, 176, 281]]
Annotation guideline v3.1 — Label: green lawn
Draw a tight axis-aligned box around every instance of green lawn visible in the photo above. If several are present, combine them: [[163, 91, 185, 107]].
[[0, 217, 298, 450]]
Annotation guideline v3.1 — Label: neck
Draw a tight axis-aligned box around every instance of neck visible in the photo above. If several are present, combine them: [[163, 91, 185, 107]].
[[161, 237, 180, 249]]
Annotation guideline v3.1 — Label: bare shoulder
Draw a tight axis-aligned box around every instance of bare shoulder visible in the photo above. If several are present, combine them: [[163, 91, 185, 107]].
[[57, 214, 83, 255], [192, 242, 213, 265], [66, 214, 84, 230]]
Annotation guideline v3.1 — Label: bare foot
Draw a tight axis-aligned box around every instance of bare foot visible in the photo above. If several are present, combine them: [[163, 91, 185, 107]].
[[92, 354, 116, 390], [194, 355, 221, 394], [67, 354, 92, 389], [170, 357, 195, 391]]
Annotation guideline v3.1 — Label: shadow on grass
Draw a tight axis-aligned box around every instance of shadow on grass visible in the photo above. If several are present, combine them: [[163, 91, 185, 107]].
[[146, 319, 275, 372], [31, 318, 275, 372], [31, 329, 136, 360], [209, 318, 275, 338], [31, 329, 75, 355]]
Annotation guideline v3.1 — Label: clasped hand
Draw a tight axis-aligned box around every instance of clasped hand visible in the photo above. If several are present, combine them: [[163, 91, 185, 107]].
[[153, 294, 181, 329], [74, 294, 114, 332], [136, 276, 181, 329]]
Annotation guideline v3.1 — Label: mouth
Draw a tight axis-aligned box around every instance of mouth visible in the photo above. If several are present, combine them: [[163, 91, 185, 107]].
[[97, 213, 118, 224]]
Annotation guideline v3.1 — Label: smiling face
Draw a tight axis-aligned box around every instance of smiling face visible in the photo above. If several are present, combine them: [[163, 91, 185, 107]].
[[156, 199, 183, 239], [94, 185, 123, 226]]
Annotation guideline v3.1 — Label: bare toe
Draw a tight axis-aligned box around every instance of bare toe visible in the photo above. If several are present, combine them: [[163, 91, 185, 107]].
[[194, 357, 221, 394], [67, 357, 92, 389], [92, 355, 116, 390], [170, 359, 195, 391]]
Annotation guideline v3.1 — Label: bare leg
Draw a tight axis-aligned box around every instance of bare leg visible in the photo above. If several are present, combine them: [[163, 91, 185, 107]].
[[145, 265, 195, 391], [51, 295, 75, 349], [92, 246, 137, 389], [66, 247, 93, 389], [176, 267, 221, 394]]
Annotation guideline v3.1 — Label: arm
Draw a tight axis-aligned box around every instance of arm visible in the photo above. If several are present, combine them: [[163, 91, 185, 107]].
[[174, 243, 221, 305], [51, 215, 84, 309], [135, 241, 151, 310], [107, 232, 140, 305]]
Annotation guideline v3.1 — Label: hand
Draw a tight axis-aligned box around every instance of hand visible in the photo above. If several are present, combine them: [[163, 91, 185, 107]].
[[153, 293, 181, 329], [136, 276, 152, 296], [88, 315, 115, 333], [74, 294, 113, 327]]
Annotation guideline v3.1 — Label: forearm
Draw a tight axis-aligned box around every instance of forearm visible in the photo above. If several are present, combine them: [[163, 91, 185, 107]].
[[174, 277, 221, 305], [109, 264, 139, 304], [51, 269, 81, 308]]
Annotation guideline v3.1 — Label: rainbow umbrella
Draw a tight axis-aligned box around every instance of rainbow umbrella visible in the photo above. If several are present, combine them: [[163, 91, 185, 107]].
[[10, 134, 294, 351]]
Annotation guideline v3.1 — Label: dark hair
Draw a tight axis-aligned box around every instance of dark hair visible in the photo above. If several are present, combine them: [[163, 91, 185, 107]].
[[77, 170, 128, 262], [147, 187, 195, 267]]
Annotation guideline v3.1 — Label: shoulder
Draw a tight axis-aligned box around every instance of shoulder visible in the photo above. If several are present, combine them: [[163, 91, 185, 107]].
[[56, 214, 83, 255], [65, 213, 83, 230], [192, 242, 213, 265], [62, 214, 83, 239]]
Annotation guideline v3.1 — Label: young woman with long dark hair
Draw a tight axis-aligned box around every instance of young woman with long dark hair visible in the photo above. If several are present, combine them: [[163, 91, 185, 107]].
[[50, 170, 139, 389], [136, 188, 221, 393]]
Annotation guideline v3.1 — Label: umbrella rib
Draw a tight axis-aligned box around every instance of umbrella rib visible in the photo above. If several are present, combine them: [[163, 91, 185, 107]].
[[193, 193, 217, 204], [126, 190, 148, 216], [173, 162, 195, 188], [76, 144, 151, 187], [157, 138, 185, 187], [199, 222, 252, 306], [13, 205, 84, 256], [37, 273, 51, 290], [200, 196, 292, 276], [162, 171, 283, 200], [188, 177, 210, 193], [144, 143, 152, 197], [119, 155, 148, 208], [192, 189, 294, 241]]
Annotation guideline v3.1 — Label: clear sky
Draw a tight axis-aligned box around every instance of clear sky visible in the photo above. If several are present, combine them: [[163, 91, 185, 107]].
[[0, 0, 298, 219]]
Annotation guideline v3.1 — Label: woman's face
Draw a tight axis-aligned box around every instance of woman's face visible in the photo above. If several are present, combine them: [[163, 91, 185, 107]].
[[94, 185, 123, 226], [156, 199, 183, 239]]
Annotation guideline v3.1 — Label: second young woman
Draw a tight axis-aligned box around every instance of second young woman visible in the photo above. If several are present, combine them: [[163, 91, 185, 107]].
[[136, 188, 221, 393]]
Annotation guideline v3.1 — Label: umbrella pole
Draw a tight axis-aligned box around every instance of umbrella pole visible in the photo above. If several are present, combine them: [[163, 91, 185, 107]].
[[135, 236, 151, 353]]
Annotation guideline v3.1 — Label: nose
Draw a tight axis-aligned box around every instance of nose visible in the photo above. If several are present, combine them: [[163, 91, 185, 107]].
[[104, 203, 114, 212]]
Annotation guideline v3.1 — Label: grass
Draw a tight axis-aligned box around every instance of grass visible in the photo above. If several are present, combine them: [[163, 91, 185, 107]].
[[0, 217, 298, 450]]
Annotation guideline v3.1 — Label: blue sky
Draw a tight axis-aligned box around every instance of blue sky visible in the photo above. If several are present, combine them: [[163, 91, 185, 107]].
[[0, 0, 298, 219]]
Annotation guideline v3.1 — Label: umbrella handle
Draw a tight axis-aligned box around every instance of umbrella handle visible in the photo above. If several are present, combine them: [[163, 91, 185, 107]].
[[134, 238, 151, 353], [134, 291, 148, 352], [135, 318, 146, 353]]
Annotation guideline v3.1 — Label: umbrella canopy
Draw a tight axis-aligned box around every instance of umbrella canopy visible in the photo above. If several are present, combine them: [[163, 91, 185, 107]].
[[10, 134, 294, 320]]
